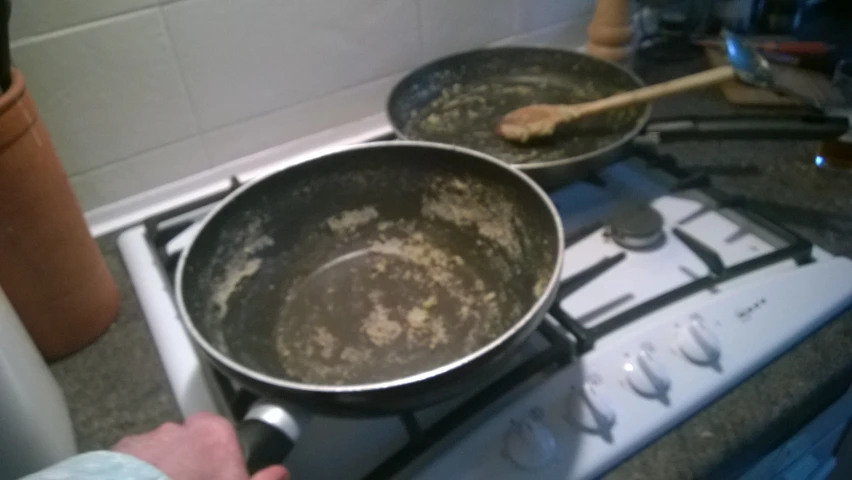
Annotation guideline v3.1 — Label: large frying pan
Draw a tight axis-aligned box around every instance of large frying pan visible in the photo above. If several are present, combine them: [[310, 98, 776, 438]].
[[176, 142, 564, 471], [387, 47, 850, 187]]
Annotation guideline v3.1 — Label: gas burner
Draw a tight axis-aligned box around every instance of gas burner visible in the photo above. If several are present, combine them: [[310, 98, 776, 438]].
[[606, 204, 665, 251], [815, 140, 852, 173]]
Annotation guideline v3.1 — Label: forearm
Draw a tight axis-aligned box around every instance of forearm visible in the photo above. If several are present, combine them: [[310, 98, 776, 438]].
[[21, 451, 167, 480]]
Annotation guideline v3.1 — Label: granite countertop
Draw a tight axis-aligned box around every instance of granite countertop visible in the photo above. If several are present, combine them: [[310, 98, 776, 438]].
[[50, 57, 852, 479]]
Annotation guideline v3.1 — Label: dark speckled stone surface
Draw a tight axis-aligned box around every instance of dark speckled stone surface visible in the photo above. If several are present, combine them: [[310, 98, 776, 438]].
[[50, 57, 852, 478], [49, 232, 181, 451]]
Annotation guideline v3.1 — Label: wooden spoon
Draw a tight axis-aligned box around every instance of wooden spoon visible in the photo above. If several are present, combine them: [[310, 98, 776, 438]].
[[496, 65, 736, 143]]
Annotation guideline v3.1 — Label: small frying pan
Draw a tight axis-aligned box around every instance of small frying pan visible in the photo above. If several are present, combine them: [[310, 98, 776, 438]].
[[176, 142, 564, 471], [387, 47, 850, 187]]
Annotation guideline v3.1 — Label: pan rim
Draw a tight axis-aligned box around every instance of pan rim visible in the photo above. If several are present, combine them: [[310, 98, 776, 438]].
[[386, 45, 653, 172], [175, 140, 565, 395]]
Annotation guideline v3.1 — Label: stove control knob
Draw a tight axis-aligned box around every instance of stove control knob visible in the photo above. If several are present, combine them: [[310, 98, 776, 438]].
[[678, 318, 721, 365], [567, 382, 616, 432], [625, 348, 670, 398], [503, 417, 556, 469]]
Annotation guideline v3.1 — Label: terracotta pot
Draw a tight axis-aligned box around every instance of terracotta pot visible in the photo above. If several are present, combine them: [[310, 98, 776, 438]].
[[0, 68, 119, 360]]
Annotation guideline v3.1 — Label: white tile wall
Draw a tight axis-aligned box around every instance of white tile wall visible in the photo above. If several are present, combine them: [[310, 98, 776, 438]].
[[203, 73, 405, 165], [12, 9, 198, 175], [418, 0, 519, 59], [162, 0, 422, 130], [8, 0, 595, 210], [70, 138, 208, 210], [520, 0, 596, 31], [498, 15, 595, 49], [9, 0, 159, 40]]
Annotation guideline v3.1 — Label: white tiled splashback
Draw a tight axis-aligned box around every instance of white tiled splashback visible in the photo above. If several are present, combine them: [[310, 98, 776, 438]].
[[10, 0, 595, 211]]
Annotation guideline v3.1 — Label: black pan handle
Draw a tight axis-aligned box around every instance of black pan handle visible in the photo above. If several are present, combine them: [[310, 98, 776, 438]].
[[238, 420, 295, 473], [238, 401, 308, 474], [640, 114, 850, 143], [1, 0, 11, 92]]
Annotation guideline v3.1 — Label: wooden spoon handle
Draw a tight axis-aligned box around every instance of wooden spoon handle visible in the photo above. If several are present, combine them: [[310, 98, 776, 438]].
[[566, 65, 737, 119]]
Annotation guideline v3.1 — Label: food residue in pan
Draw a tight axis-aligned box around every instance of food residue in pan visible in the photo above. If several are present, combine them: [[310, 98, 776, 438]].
[[361, 292, 404, 346], [273, 211, 517, 385], [369, 235, 456, 287], [405, 306, 428, 328], [326, 206, 379, 233], [244, 234, 274, 255], [209, 222, 275, 320], [533, 276, 548, 298], [212, 258, 262, 319], [421, 176, 522, 260], [263, 173, 556, 386], [405, 77, 644, 165], [312, 326, 337, 359], [340, 346, 373, 363]]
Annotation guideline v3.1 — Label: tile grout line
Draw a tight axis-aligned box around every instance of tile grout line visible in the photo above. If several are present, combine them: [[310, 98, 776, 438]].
[[10, 5, 162, 48], [154, 3, 213, 167], [68, 68, 403, 179], [189, 1, 429, 135], [68, 15, 593, 180], [513, 0, 523, 36], [199, 68, 409, 140], [68, 135, 201, 179], [412, 0, 426, 65]]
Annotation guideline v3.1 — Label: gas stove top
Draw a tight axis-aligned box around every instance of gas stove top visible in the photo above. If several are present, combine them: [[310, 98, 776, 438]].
[[117, 132, 852, 480]]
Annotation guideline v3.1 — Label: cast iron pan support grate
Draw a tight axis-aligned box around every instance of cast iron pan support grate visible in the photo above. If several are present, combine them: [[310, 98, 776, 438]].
[[364, 258, 623, 479]]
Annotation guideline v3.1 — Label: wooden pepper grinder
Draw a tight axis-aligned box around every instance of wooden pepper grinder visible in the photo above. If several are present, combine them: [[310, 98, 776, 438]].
[[585, 0, 634, 63]]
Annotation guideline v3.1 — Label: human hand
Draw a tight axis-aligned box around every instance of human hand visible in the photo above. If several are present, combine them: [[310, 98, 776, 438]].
[[113, 412, 288, 480]]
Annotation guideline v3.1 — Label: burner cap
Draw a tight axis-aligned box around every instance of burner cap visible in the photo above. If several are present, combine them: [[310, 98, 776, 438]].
[[607, 205, 665, 250]]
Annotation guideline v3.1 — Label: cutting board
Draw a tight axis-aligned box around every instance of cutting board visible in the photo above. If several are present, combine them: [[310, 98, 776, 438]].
[[705, 48, 831, 107]]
